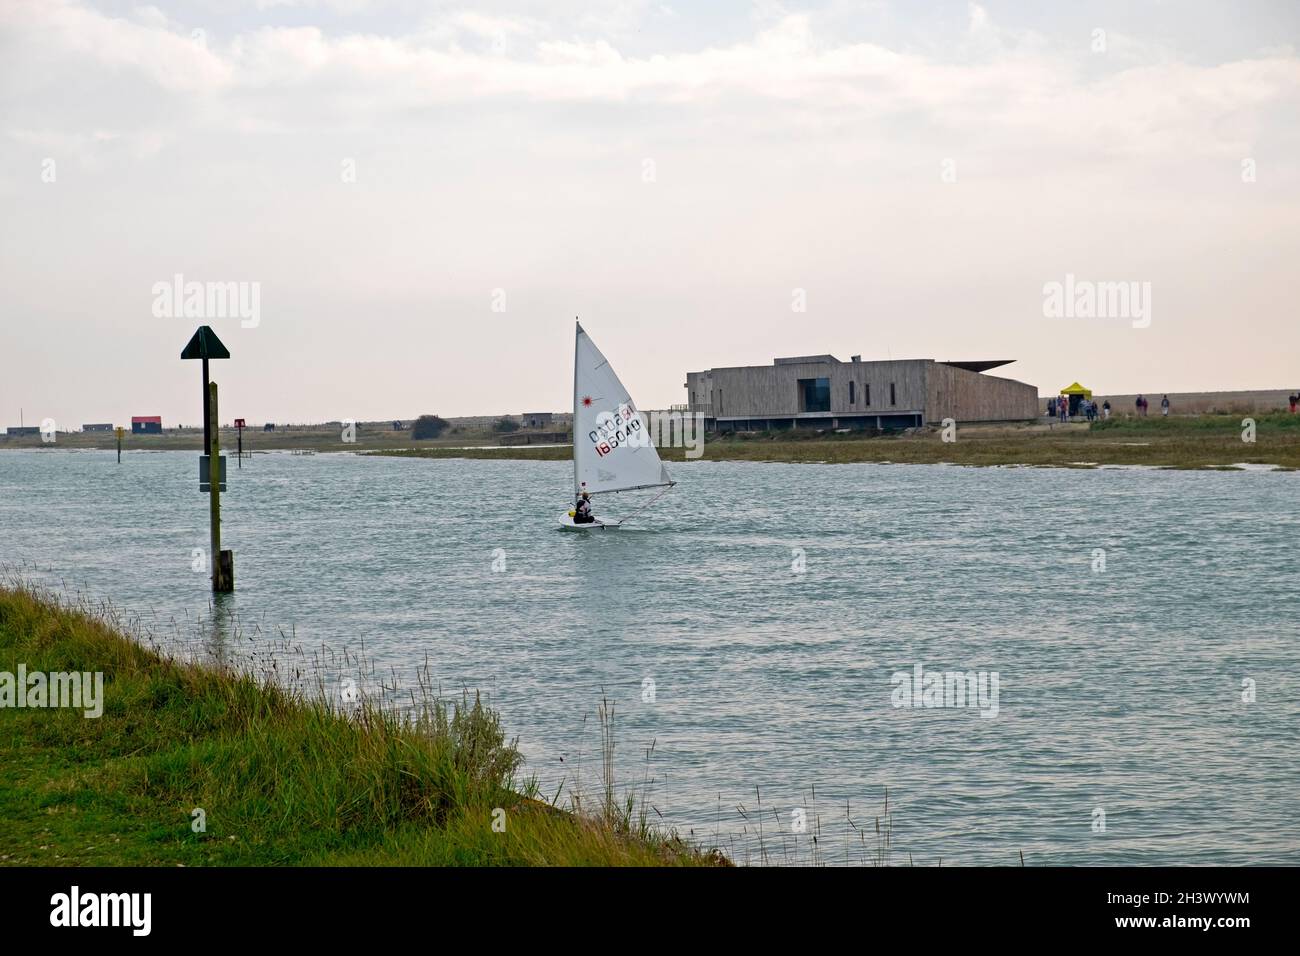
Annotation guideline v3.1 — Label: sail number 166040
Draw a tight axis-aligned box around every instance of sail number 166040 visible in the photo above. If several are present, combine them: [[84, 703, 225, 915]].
[[590, 405, 642, 457]]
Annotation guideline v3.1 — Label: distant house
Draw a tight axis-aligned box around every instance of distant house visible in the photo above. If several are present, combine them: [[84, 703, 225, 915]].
[[4, 426, 41, 437], [131, 416, 163, 434], [522, 412, 553, 429], [83, 423, 114, 432]]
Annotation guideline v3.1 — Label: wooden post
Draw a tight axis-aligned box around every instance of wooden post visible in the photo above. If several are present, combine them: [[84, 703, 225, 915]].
[[208, 382, 233, 592], [182, 327, 233, 592], [115, 426, 123, 463]]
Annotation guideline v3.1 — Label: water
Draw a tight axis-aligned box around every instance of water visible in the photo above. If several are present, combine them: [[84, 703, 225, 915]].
[[2, 448, 1297, 865]]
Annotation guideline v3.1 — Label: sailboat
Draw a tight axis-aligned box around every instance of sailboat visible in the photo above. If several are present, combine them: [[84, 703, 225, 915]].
[[558, 321, 675, 530]]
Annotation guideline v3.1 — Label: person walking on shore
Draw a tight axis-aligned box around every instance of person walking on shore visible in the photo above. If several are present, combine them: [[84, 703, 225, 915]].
[[1161, 395, 1170, 417], [1135, 394, 1144, 417], [1289, 392, 1297, 414], [1102, 400, 1111, 420]]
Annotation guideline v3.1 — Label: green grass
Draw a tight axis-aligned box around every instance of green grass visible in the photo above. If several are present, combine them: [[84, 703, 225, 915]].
[[19, 413, 1298, 469], [364, 413, 1300, 470], [0, 585, 725, 866], [0, 422, 556, 454], [1090, 411, 1300, 433]]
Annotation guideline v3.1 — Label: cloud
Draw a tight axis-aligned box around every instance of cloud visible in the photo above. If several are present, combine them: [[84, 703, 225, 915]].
[[2, 0, 1298, 168], [0, 0, 231, 92]]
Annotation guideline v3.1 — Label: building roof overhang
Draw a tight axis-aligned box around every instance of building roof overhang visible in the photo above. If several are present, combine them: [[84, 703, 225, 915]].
[[938, 360, 1015, 373]]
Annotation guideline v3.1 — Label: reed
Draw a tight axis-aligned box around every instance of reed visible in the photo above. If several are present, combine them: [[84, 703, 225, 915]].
[[0, 575, 921, 867], [0, 581, 723, 866]]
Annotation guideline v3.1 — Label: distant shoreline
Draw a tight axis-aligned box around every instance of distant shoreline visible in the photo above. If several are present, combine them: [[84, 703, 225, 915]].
[[5, 414, 1297, 470], [361, 415, 1300, 471]]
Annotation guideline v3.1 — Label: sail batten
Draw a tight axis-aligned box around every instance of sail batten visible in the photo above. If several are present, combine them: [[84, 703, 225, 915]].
[[572, 323, 672, 498]]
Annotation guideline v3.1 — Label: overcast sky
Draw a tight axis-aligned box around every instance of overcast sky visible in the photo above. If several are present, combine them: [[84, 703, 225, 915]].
[[2, 0, 1298, 428]]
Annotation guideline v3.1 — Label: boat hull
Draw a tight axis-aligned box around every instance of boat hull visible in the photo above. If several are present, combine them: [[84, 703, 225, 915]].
[[557, 512, 616, 531]]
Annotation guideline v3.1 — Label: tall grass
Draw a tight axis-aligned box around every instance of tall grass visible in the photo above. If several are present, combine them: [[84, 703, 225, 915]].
[[0, 580, 723, 866], [1091, 411, 1300, 433]]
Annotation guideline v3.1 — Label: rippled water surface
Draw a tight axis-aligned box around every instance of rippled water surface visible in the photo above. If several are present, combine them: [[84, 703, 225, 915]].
[[2, 449, 1297, 865]]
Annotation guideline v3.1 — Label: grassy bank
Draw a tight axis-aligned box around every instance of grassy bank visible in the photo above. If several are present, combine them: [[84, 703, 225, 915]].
[[0, 585, 722, 866], [0, 422, 548, 455], [365, 413, 1300, 470], [15, 414, 1298, 469]]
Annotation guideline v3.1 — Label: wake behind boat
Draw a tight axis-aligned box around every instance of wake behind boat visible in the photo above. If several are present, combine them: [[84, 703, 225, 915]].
[[559, 321, 675, 531]]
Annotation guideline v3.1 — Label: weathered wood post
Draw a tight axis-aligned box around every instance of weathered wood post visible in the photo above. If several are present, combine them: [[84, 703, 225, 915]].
[[182, 326, 233, 592], [115, 426, 123, 464], [208, 382, 233, 592]]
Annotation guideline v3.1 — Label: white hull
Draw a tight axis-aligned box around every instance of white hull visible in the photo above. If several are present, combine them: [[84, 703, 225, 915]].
[[557, 512, 617, 531]]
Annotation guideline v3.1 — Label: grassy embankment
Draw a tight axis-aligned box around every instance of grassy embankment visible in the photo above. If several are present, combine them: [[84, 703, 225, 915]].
[[365, 413, 1300, 470], [13, 413, 1297, 469], [0, 422, 518, 454], [0, 585, 722, 866]]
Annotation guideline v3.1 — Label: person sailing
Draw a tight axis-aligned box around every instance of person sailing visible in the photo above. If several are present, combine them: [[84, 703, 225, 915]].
[[573, 491, 595, 524]]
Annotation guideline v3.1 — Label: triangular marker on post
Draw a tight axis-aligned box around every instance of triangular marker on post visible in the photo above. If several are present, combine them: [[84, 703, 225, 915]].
[[181, 326, 231, 361]]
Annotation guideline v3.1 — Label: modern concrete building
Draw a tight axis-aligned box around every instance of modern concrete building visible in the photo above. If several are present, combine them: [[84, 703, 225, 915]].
[[685, 355, 1038, 431]]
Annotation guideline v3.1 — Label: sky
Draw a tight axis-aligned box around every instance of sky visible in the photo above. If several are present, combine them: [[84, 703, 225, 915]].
[[2, 0, 1299, 428]]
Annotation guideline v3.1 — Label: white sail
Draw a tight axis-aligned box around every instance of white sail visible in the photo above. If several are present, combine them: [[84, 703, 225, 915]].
[[573, 322, 672, 497]]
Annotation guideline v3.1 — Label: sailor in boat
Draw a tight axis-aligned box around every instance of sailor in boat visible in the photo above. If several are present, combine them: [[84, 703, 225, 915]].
[[573, 492, 595, 524]]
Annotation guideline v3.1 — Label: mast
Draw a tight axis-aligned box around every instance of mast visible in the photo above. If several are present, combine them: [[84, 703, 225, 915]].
[[573, 317, 581, 498]]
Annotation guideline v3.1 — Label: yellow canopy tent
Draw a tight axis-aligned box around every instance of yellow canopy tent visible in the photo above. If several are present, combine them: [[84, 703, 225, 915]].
[[1058, 382, 1093, 416]]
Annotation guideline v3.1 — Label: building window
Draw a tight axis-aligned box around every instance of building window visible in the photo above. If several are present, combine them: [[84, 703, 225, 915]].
[[849, 381, 855, 405], [890, 382, 896, 406], [798, 378, 831, 413], [865, 383, 871, 406]]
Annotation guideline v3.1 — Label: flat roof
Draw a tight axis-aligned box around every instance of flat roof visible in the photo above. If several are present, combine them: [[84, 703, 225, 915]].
[[773, 354, 839, 365], [692, 358, 1017, 374]]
